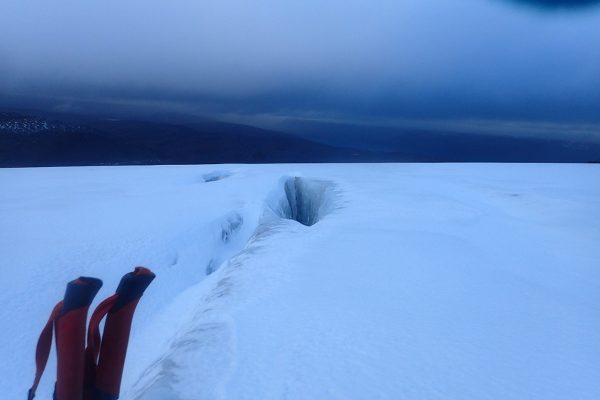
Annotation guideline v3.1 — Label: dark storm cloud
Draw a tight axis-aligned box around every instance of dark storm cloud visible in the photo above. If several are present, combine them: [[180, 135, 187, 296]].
[[509, 0, 600, 8], [1, 0, 600, 139]]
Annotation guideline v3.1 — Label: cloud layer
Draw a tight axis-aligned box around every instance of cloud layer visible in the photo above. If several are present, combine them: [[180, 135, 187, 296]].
[[1, 0, 600, 130], [512, 0, 600, 8]]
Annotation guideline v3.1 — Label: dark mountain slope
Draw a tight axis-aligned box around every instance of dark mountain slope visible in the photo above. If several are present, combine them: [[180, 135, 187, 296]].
[[0, 112, 406, 167], [2, 111, 598, 166], [277, 119, 600, 163]]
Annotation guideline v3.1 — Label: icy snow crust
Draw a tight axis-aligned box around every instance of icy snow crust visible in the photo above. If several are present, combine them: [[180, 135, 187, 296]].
[[1, 164, 599, 399]]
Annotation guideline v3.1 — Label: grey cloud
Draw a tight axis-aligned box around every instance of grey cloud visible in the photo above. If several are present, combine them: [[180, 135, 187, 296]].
[[1, 0, 600, 135], [508, 0, 600, 8]]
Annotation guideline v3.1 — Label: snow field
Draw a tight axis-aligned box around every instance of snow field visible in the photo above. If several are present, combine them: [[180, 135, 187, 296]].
[[1, 163, 599, 399]]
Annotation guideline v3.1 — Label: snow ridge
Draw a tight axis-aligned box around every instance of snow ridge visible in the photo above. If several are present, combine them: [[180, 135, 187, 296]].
[[126, 175, 340, 400]]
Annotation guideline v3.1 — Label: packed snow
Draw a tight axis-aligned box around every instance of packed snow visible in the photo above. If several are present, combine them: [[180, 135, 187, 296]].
[[1, 164, 599, 400]]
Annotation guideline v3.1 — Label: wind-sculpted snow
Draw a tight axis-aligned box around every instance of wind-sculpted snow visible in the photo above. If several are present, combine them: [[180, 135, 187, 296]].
[[127, 209, 285, 400], [131, 319, 234, 400], [105, 176, 341, 400], [206, 212, 246, 275], [220, 213, 243, 243]]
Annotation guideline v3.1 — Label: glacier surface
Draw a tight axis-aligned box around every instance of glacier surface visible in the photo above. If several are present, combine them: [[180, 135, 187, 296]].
[[1, 163, 599, 399]]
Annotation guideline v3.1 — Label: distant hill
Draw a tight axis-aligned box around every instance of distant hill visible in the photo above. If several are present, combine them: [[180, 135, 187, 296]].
[[1, 110, 599, 166], [276, 119, 600, 163], [0, 112, 409, 167]]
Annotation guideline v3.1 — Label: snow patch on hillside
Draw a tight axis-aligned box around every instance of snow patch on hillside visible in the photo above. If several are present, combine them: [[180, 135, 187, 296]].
[[0, 114, 83, 134]]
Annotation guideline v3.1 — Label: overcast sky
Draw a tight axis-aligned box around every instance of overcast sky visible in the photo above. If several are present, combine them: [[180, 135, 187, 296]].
[[1, 0, 599, 137]]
